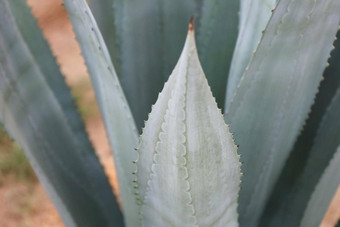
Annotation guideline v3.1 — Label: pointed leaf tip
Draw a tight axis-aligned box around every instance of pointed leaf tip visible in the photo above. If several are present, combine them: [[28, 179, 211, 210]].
[[136, 29, 241, 226], [189, 16, 194, 31]]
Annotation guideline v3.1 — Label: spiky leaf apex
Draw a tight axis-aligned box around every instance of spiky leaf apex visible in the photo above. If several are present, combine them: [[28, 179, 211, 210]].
[[135, 22, 241, 227]]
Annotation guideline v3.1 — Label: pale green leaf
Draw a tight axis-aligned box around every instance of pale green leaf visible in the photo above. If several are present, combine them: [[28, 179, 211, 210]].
[[261, 30, 340, 226], [224, 0, 340, 225], [88, 0, 121, 76], [0, 0, 123, 225], [136, 27, 241, 227], [261, 86, 340, 226], [225, 0, 278, 108], [63, 0, 140, 225], [300, 146, 340, 227]]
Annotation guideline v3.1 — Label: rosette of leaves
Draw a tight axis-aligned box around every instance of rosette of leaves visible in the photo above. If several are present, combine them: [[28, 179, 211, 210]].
[[0, 0, 339, 226]]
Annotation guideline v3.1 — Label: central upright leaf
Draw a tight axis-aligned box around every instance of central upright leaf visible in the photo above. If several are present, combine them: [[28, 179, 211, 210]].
[[135, 23, 241, 226]]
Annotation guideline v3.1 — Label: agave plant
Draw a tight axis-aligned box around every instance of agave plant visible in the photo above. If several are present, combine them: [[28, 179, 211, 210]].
[[0, 0, 339, 226]]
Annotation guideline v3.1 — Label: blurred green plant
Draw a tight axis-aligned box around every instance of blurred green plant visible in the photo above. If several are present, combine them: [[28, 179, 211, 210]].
[[0, 0, 339, 226], [70, 77, 98, 121], [0, 127, 36, 183]]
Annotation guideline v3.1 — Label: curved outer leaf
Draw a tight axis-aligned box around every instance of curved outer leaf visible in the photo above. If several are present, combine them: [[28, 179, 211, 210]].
[[63, 0, 140, 226], [7, 0, 94, 164], [300, 147, 340, 227], [225, 0, 278, 109], [224, 0, 340, 225], [113, 0, 239, 131], [135, 26, 241, 227], [196, 0, 239, 110], [0, 0, 123, 226], [262, 87, 340, 226], [261, 29, 340, 226], [88, 0, 121, 76]]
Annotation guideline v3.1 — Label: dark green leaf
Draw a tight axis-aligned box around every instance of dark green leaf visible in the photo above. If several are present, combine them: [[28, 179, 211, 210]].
[[225, 0, 340, 225], [0, 0, 123, 226], [261, 29, 340, 227], [260, 85, 340, 226], [88, 0, 121, 76], [8, 0, 94, 162], [300, 146, 340, 227], [63, 0, 140, 225], [113, 0, 197, 131], [113, 0, 239, 131], [196, 0, 239, 110]]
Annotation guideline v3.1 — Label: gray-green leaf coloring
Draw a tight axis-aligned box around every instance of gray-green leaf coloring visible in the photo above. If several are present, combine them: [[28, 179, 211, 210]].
[[135, 24, 241, 227]]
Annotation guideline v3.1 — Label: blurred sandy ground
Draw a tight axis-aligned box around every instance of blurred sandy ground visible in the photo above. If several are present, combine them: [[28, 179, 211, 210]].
[[0, 0, 338, 226]]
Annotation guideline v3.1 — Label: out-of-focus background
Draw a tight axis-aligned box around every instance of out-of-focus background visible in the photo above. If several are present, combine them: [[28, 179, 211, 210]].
[[0, 0, 338, 226]]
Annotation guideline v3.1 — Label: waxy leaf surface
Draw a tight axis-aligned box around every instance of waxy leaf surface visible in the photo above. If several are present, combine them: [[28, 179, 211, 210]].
[[63, 0, 139, 225], [136, 28, 241, 227], [225, 0, 340, 225]]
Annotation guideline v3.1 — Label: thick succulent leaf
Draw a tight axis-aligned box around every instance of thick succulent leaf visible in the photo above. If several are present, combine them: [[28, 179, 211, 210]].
[[113, 0, 239, 131], [261, 87, 340, 226], [225, 0, 278, 108], [113, 0, 197, 131], [261, 29, 340, 226], [224, 0, 340, 225], [88, 0, 121, 76], [136, 26, 241, 227], [0, 0, 123, 226], [63, 0, 140, 226], [7, 0, 95, 163], [300, 146, 340, 227], [196, 0, 239, 110]]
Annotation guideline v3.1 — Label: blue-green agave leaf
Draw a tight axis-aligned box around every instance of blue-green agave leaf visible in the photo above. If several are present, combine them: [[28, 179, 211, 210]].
[[136, 26, 241, 226], [299, 146, 340, 227], [0, 0, 123, 226], [7, 0, 94, 160], [88, 0, 121, 76], [224, 0, 340, 225], [260, 29, 340, 227], [113, 0, 239, 131], [225, 0, 278, 108], [196, 0, 239, 111], [63, 0, 140, 226], [113, 0, 198, 131], [261, 86, 340, 226]]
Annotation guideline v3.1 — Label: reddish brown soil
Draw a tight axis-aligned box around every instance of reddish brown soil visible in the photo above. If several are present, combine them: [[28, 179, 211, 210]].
[[0, 178, 64, 227]]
